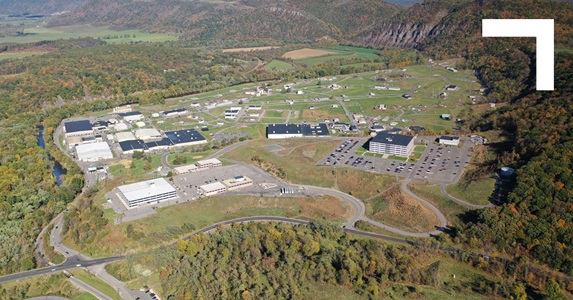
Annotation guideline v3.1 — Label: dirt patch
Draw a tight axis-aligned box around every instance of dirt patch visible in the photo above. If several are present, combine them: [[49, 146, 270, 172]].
[[301, 109, 346, 121], [299, 196, 351, 219], [111, 159, 131, 168], [370, 187, 439, 233], [302, 150, 316, 159], [282, 48, 338, 59], [223, 46, 280, 52]]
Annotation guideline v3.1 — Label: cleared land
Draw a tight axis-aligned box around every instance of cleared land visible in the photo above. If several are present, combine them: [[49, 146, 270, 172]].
[[223, 46, 280, 52], [67, 194, 351, 257], [265, 59, 293, 71], [367, 186, 440, 233], [282, 48, 338, 59], [445, 177, 496, 205], [0, 273, 90, 299], [222, 139, 397, 199], [0, 25, 177, 44], [0, 51, 47, 61]]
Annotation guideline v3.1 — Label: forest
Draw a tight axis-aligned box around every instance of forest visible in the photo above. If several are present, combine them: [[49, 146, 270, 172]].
[[111, 222, 542, 300]]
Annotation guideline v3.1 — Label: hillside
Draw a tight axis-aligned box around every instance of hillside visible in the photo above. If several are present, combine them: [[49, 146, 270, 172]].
[[0, 0, 87, 15]]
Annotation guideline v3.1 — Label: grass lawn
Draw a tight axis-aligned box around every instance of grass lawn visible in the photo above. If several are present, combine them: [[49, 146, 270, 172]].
[[445, 177, 496, 205], [167, 149, 215, 165], [222, 138, 396, 199], [0, 273, 86, 299], [0, 51, 47, 61], [74, 293, 99, 300], [0, 24, 178, 44], [69, 269, 122, 300], [265, 59, 293, 71], [408, 183, 470, 226]]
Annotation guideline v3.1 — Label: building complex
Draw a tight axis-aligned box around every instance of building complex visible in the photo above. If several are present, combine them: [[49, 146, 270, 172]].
[[267, 123, 329, 139], [117, 178, 177, 208], [369, 132, 415, 157]]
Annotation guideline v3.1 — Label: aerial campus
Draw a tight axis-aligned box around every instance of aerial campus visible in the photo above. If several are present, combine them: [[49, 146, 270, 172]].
[[55, 62, 498, 228]]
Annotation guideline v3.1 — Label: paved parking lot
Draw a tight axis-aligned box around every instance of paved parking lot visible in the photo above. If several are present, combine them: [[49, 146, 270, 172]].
[[317, 137, 475, 184], [105, 163, 308, 223]]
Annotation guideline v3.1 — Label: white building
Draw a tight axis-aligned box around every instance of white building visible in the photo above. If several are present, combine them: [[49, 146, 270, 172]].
[[369, 132, 414, 157], [113, 122, 129, 132], [118, 178, 177, 208], [135, 128, 162, 140], [115, 132, 136, 142], [76, 142, 114, 162], [196, 158, 222, 169], [439, 136, 460, 146], [119, 111, 144, 122], [173, 164, 199, 175], [223, 176, 253, 191], [199, 182, 227, 196]]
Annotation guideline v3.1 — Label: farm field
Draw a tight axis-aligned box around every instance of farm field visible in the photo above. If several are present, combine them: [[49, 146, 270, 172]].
[[0, 24, 178, 44], [0, 51, 47, 61], [265, 59, 293, 70], [222, 46, 280, 52], [282, 48, 338, 59]]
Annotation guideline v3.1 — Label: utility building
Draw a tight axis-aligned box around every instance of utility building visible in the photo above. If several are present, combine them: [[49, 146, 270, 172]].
[[439, 136, 460, 146], [118, 178, 177, 208], [267, 123, 329, 139], [369, 132, 414, 157]]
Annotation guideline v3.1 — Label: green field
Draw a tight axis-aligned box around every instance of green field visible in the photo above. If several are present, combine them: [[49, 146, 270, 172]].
[[295, 46, 379, 66], [69, 269, 122, 300], [0, 51, 47, 61], [0, 273, 88, 299], [408, 183, 470, 225], [445, 177, 496, 205], [265, 59, 293, 70], [0, 24, 178, 44], [167, 149, 216, 165]]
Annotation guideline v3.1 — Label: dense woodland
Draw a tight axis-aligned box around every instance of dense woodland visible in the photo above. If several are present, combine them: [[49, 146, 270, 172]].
[[114, 222, 539, 299]]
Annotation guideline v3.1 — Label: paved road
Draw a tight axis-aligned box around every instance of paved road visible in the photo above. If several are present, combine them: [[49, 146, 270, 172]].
[[160, 152, 172, 168], [70, 277, 113, 300]]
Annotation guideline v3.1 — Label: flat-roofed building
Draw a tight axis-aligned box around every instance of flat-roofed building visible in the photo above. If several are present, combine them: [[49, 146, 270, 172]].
[[199, 182, 227, 196], [173, 164, 199, 175], [113, 105, 133, 114], [196, 158, 222, 169], [115, 131, 136, 142], [119, 139, 147, 154], [64, 120, 93, 138], [145, 138, 173, 151], [134, 128, 162, 140], [369, 132, 414, 157], [165, 129, 207, 147], [223, 175, 253, 191], [267, 123, 329, 139], [113, 122, 130, 132], [76, 142, 114, 162], [439, 135, 460, 146], [118, 111, 144, 122], [162, 108, 188, 117], [118, 178, 177, 208]]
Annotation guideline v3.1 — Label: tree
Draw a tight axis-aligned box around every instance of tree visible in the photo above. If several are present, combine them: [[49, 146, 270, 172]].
[[545, 280, 566, 300]]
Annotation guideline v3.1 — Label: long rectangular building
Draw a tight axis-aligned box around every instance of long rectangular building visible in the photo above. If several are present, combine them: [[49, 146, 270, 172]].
[[267, 123, 329, 139], [369, 132, 414, 157], [117, 178, 177, 208], [76, 142, 114, 162]]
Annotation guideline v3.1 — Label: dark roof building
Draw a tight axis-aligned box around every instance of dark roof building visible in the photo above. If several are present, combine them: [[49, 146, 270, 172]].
[[118, 111, 142, 117], [267, 123, 329, 139], [145, 138, 174, 149], [119, 139, 147, 153], [165, 129, 207, 146], [162, 108, 188, 116], [64, 120, 93, 134], [369, 131, 415, 157]]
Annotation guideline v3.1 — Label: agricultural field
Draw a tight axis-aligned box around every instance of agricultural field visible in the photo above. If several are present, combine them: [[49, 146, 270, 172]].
[[265, 59, 293, 71], [282, 48, 338, 59], [295, 45, 380, 66], [222, 46, 280, 52], [0, 51, 47, 61], [0, 24, 178, 44]]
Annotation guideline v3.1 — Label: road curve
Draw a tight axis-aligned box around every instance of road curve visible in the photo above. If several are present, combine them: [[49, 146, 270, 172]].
[[440, 183, 495, 209], [402, 179, 448, 228]]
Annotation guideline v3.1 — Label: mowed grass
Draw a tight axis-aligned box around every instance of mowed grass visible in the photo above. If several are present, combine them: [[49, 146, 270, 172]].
[[445, 177, 496, 205], [265, 59, 293, 71], [222, 138, 397, 199], [0, 24, 178, 44], [408, 183, 470, 226], [0, 273, 86, 299], [74, 293, 99, 300], [167, 149, 216, 165], [69, 269, 122, 300]]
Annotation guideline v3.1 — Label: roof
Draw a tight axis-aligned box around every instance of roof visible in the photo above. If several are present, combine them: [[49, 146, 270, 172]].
[[115, 132, 136, 142], [197, 158, 222, 166], [119, 140, 147, 152], [135, 128, 161, 139], [370, 132, 414, 147], [200, 182, 227, 193], [165, 129, 206, 144], [118, 111, 142, 117], [118, 178, 176, 202], [440, 136, 459, 141], [145, 138, 173, 148], [163, 108, 187, 115], [267, 123, 329, 136], [76, 142, 113, 160], [64, 120, 92, 133], [174, 164, 198, 174]]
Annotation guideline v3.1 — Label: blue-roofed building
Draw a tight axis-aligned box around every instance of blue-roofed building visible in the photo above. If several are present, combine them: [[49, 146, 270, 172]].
[[267, 123, 329, 139], [165, 129, 207, 147], [119, 139, 148, 154], [64, 120, 93, 138], [145, 138, 174, 151]]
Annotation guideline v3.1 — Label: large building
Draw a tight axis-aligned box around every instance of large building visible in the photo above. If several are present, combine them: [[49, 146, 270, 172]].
[[199, 182, 227, 196], [64, 120, 93, 138], [118, 111, 144, 122], [223, 175, 253, 191], [439, 136, 460, 146], [76, 142, 114, 162], [135, 128, 162, 141], [165, 129, 207, 147], [173, 158, 222, 175], [117, 178, 177, 208], [267, 123, 329, 139], [369, 132, 415, 157]]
